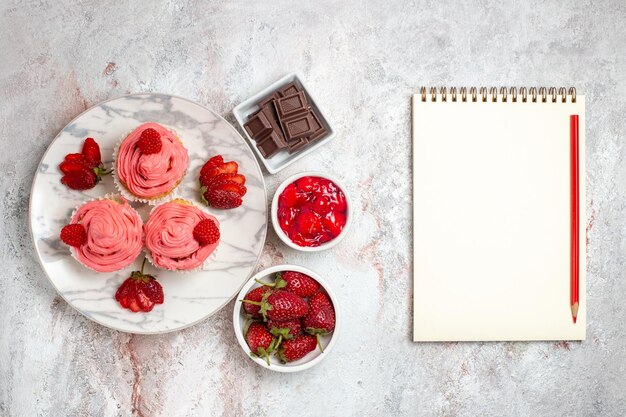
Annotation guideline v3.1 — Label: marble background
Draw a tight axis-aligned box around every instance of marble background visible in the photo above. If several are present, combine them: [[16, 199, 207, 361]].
[[1, 0, 625, 416]]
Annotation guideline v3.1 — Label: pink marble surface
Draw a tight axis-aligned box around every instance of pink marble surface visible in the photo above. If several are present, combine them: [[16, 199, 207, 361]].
[[1, 0, 626, 416]]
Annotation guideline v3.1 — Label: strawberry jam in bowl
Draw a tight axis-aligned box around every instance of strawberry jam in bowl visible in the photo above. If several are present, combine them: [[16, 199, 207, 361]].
[[272, 172, 351, 252]]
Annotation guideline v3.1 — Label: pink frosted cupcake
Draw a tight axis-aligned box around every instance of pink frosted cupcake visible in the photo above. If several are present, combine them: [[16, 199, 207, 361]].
[[144, 199, 220, 271], [60, 195, 144, 272], [113, 122, 189, 203]]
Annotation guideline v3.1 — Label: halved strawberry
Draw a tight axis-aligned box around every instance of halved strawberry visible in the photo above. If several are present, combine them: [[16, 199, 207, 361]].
[[81, 137, 102, 168], [64, 153, 88, 163], [206, 161, 239, 178], [224, 174, 246, 185], [202, 188, 243, 209], [200, 172, 246, 188], [115, 280, 133, 308], [60, 160, 89, 175], [213, 182, 247, 197], [128, 298, 141, 312], [136, 290, 155, 311], [200, 155, 225, 176], [142, 279, 164, 304], [207, 179, 247, 198], [61, 166, 98, 190]]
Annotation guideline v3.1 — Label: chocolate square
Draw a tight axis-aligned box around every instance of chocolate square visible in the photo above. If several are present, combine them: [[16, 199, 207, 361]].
[[243, 111, 272, 141], [306, 111, 327, 142], [256, 131, 285, 158], [274, 91, 309, 120], [260, 102, 287, 145], [280, 111, 317, 141], [258, 92, 281, 108], [287, 137, 309, 154], [278, 82, 301, 97]]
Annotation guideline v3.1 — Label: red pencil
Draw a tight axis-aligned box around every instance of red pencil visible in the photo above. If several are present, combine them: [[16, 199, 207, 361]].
[[570, 115, 579, 323]]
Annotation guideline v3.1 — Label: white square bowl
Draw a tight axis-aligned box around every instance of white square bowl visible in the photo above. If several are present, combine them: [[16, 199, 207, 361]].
[[232, 73, 334, 174]]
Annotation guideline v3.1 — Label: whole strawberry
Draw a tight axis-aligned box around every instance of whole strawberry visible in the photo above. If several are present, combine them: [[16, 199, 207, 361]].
[[309, 291, 333, 311], [277, 334, 317, 363], [137, 128, 162, 154], [60, 224, 87, 247], [303, 292, 335, 352], [256, 271, 320, 298], [242, 290, 308, 321], [267, 318, 301, 348], [115, 259, 164, 313], [193, 219, 220, 245], [245, 321, 276, 365], [241, 286, 270, 319]]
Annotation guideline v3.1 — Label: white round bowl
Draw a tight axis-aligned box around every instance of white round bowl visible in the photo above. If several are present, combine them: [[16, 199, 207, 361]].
[[233, 264, 339, 372], [271, 171, 352, 252]]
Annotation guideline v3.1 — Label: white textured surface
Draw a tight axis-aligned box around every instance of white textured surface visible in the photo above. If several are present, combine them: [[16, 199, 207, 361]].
[[1, 1, 625, 416]]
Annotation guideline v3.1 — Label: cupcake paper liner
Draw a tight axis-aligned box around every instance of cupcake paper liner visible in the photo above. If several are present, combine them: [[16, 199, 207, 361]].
[[143, 199, 220, 274], [111, 126, 187, 206], [68, 193, 144, 273]]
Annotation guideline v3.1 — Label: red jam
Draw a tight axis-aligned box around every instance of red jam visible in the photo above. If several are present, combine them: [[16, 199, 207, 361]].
[[277, 176, 347, 247]]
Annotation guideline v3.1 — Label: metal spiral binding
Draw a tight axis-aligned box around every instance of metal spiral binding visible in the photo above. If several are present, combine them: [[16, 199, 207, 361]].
[[419, 87, 577, 103]]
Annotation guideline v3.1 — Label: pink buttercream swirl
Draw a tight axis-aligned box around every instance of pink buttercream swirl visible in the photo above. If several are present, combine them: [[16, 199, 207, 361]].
[[71, 197, 144, 272], [116, 122, 189, 199], [145, 201, 220, 271]]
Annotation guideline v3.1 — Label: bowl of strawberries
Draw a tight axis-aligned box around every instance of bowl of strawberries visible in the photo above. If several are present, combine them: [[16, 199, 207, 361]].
[[233, 264, 338, 372]]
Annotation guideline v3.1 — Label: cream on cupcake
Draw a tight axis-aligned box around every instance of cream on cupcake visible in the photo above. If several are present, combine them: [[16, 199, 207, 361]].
[[114, 122, 189, 201], [60, 195, 144, 272], [144, 199, 220, 271]]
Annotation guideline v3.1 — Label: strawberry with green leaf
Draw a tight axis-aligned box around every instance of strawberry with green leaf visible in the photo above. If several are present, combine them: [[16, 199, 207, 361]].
[[242, 290, 308, 322], [277, 334, 317, 363], [266, 318, 301, 349], [245, 322, 276, 365], [303, 292, 335, 352], [256, 271, 320, 298]]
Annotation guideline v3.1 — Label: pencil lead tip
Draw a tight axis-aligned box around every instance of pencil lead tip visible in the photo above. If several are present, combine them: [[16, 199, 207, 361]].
[[571, 302, 579, 324]]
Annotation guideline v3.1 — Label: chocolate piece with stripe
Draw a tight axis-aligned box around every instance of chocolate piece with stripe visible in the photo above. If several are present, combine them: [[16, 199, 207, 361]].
[[274, 92, 309, 120], [243, 111, 272, 141], [277, 81, 301, 98]]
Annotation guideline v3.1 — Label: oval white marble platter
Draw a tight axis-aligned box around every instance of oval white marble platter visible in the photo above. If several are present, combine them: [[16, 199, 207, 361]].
[[29, 94, 267, 334]]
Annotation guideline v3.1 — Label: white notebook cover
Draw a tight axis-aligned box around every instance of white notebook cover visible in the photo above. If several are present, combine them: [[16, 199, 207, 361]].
[[412, 92, 586, 341]]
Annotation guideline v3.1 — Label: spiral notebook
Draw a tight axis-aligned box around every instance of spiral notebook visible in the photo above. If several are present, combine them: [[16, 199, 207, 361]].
[[412, 87, 586, 341]]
